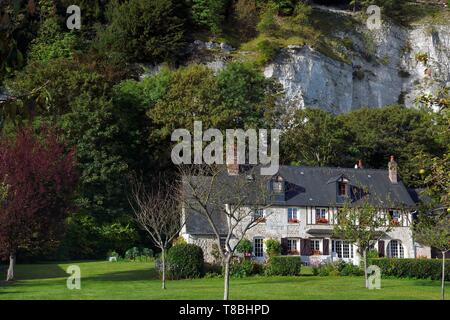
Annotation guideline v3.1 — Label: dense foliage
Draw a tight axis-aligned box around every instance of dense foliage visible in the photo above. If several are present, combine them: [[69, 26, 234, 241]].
[[166, 244, 205, 279], [369, 258, 450, 281], [0, 128, 78, 262], [312, 260, 364, 276], [265, 256, 302, 276], [229, 259, 264, 277], [0, 0, 448, 263]]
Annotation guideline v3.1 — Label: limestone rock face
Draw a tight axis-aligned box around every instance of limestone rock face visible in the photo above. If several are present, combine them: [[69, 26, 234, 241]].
[[264, 20, 450, 113]]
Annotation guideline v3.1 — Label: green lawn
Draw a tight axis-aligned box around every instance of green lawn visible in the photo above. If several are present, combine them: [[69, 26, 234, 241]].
[[0, 260, 447, 300]]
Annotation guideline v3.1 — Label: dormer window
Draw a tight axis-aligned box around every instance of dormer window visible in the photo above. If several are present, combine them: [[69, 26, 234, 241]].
[[338, 181, 347, 196], [272, 176, 284, 193]]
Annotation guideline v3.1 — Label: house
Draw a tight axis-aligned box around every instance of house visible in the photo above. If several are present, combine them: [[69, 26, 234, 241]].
[[181, 157, 431, 265]]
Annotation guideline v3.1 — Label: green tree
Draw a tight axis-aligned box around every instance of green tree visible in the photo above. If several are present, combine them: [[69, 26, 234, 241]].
[[94, 0, 187, 64], [190, 0, 228, 35], [217, 62, 279, 129], [414, 211, 449, 301], [338, 105, 443, 187], [281, 108, 353, 167], [333, 198, 393, 289]]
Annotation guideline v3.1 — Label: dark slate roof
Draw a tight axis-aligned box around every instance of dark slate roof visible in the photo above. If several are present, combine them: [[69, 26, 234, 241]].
[[184, 165, 416, 235], [276, 165, 416, 208]]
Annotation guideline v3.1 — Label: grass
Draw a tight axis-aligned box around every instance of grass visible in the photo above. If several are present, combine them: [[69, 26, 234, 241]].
[[0, 260, 448, 300]]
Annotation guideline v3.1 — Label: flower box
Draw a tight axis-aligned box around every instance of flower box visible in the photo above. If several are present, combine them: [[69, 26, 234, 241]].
[[391, 220, 400, 226], [288, 218, 299, 223], [256, 217, 266, 223], [316, 217, 329, 224], [313, 250, 322, 256]]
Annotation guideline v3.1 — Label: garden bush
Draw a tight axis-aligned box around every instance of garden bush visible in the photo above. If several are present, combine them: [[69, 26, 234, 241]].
[[166, 244, 204, 279], [265, 256, 302, 276], [235, 239, 253, 255], [313, 260, 364, 277], [265, 239, 281, 257], [124, 247, 153, 261], [369, 258, 450, 281], [229, 259, 264, 278]]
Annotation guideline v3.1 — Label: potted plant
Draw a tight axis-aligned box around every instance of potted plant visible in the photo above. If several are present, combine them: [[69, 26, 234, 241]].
[[236, 239, 253, 259], [313, 250, 321, 256]]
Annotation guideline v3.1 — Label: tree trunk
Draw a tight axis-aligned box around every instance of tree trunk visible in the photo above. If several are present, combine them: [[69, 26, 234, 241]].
[[442, 251, 446, 301], [161, 248, 166, 290], [223, 255, 231, 300], [6, 253, 16, 282], [363, 249, 368, 289]]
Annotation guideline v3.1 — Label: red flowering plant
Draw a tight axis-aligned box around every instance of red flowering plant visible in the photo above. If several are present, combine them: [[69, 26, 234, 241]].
[[317, 217, 329, 224]]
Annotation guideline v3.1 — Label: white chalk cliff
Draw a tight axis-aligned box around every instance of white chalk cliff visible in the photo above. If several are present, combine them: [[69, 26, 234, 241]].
[[264, 12, 450, 113]]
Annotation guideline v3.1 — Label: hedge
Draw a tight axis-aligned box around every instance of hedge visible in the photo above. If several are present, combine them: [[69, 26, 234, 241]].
[[265, 256, 302, 276], [166, 244, 204, 279], [229, 259, 264, 278], [369, 258, 449, 281]]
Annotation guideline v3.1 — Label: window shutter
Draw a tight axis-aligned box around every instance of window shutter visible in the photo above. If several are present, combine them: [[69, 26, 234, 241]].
[[281, 238, 288, 255], [301, 239, 311, 256], [323, 239, 329, 255], [378, 240, 385, 257]]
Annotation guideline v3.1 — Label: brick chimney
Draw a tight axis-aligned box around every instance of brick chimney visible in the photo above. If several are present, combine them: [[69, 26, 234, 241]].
[[388, 155, 398, 184], [358, 159, 364, 169], [227, 144, 239, 176]]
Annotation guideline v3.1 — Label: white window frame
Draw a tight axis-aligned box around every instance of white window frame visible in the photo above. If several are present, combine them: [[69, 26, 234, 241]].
[[287, 208, 298, 222], [253, 208, 264, 219], [315, 207, 328, 223], [387, 240, 404, 258], [287, 238, 299, 255], [332, 240, 354, 259], [254, 237, 264, 258], [311, 239, 321, 254]]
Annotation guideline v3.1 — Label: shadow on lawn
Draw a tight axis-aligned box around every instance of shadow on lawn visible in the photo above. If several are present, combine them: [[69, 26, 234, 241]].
[[0, 263, 67, 281], [83, 267, 159, 282]]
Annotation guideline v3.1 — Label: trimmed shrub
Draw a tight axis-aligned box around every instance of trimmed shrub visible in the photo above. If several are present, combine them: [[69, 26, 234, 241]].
[[369, 258, 450, 281], [229, 259, 264, 278], [265, 256, 302, 276], [265, 239, 281, 257], [313, 260, 364, 277], [166, 244, 204, 279]]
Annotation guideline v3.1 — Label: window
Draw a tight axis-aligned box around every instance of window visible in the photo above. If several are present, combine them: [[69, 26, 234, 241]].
[[387, 240, 404, 258], [287, 239, 299, 255], [338, 182, 347, 196], [272, 176, 284, 193], [254, 209, 264, 219], [312, 239, 321, 254], [288, 208, 298, 223], [315, 208, 328, 223], [332, 240, 354, 259], [254, 238, 264, 257], [389, 210, 401, 226], [219, 238, 226, 251]]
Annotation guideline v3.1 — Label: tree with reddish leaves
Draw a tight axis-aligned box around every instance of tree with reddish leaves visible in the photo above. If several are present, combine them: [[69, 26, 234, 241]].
[[0, 127, 78, 281]]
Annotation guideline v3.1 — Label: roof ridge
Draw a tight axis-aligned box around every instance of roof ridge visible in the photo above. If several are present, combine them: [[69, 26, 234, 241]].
[[280, 165, 389, 172]]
